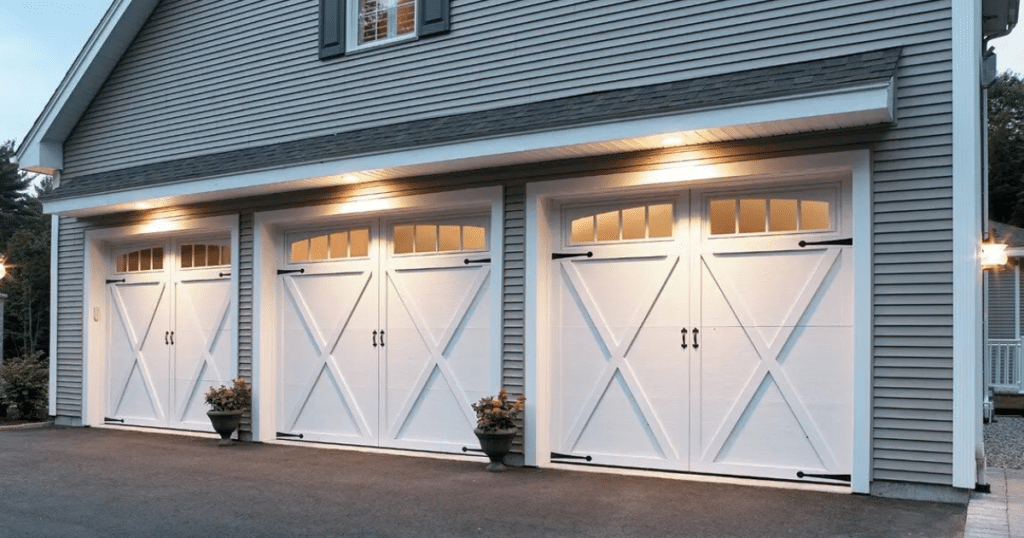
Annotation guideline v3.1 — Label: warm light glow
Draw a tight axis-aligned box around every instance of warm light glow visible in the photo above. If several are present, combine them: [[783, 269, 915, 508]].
[[662, 136, 683, 147], [341, 175, 360, 184], [135, 202, 152, 210], [0, 261, 5, 280], [141, 219, 179, 234], [981, 242, 1009, 267]]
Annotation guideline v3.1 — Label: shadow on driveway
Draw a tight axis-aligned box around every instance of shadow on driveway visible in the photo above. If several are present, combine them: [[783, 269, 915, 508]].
[[0, 426, 965, 537]]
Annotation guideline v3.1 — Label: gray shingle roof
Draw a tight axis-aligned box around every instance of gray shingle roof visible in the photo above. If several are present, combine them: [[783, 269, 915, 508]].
[[47, 47, 901, 201]]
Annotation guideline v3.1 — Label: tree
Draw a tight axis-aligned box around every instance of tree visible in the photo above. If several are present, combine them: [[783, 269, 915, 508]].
[[988, 72, 1024, 226], [0, 140, 50, 360]]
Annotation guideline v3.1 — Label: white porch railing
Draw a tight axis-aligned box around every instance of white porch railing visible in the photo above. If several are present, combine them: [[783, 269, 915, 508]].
[[987, 338, 1024, 394]]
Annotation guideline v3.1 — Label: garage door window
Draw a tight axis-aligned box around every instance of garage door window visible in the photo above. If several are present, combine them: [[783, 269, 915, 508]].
[[568, 203, 673, 245], [709, 194, 833, 236], [393, 224, 487, 255], [289, 228, 371, 263], [180, 244, 231, 269], [115, 247, 164, 273]]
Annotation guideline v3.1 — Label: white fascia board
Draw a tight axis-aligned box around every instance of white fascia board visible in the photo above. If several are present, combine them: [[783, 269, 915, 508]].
[[44, 80, 894, 217], [16, 0, 160, 174]]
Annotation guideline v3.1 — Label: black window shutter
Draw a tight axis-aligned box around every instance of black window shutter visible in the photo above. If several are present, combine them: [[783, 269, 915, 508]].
[[418, 0, 450, 37], [320, 0, 346, 59]]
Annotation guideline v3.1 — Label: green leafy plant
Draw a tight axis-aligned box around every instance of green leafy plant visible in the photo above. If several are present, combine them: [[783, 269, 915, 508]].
[[204, 378, 252, 412], [0, 351, 48, 419], [471, 390, 525, 432]]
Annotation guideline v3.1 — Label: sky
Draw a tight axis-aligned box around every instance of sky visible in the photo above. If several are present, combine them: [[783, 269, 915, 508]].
[[1, 2, 1024, 151]]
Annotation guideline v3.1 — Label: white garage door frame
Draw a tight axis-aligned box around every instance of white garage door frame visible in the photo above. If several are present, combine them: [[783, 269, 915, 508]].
[[251, 186, 504, 444], [82, 214, 240, 430], [525, 150, 872, 493]]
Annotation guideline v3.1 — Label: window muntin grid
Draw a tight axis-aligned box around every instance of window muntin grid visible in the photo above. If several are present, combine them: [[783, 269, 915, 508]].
[[567, 203, 674, 245], [289, 228, 371, 263]]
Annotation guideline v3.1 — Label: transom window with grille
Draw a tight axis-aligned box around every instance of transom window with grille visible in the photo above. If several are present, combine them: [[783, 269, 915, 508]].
[[393, 223, 487, 255], [180, 244, 231, 269], [566, 203, 674, 245], [708, 192, 835, 236], [357, 0, 415, 45], [115, 247, 164, 273], [289, 228, 371, 263]]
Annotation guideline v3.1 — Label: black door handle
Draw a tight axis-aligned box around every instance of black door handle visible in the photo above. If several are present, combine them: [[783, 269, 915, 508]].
[[692, 328, 699, 349], [680, 328, 688, 349], [379, 330, 385, 347], [165, 331, 169, 345], [372, 330, 378, 347], [170, 331, 174, 345]]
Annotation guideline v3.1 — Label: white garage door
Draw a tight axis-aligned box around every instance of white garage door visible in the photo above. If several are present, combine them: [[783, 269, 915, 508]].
[[552, 183, 853, 482], [106, 239, 235, 430], [277, 213, 496, 452]]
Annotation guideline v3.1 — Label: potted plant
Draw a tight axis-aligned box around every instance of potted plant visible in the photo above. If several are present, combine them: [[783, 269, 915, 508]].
[[471, 390, 525, 472], [204, 378, 251, 446]]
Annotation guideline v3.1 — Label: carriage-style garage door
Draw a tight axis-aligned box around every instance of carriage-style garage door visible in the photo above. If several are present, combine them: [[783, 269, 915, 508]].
[[552, 182, 853, 482], [277, 213, 496, 452], [106, 238, 235, 430]]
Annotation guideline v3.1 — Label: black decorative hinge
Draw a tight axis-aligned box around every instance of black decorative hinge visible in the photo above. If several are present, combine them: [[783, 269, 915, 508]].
[[461, 446, 486, 454], [796, 471, 851, 482], [552, 251, 594, 260], [104, 417, 125, 423], [276, 432, 304, 439], [798, 238, 852, 248], [551, 452, 593, 462], [106, 279, 126, 284], [277, 268, 306, 275], [219, 272, 231, 278], [464, 258, 491, 265]]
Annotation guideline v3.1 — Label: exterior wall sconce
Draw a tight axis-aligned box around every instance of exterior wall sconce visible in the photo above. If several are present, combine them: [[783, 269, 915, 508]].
[[0, 256, 6, 280], [981, 241, 1009, 269]]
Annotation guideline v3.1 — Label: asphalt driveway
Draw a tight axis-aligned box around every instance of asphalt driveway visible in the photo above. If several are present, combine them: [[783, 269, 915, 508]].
[[0, 426, 965, 537]]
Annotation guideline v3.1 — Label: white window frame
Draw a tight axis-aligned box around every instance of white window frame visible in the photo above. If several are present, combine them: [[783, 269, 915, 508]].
[[347, 0, 418, 51]]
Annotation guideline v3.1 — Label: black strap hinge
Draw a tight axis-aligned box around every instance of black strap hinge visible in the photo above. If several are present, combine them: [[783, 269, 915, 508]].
[[552, 251, 594, 260], [463, 258, 491, 265], [106, 279, 126, 284], [798, 238, 852, 248], [551, 452, 593, 462], [277, 268, 305, 275], [104, 417, 125, 423], [276, 432, 304, 439], [797, 471, 851, 482]]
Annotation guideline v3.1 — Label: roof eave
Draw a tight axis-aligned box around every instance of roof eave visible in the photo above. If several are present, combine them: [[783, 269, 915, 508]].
[[14, 0, 160, 174]]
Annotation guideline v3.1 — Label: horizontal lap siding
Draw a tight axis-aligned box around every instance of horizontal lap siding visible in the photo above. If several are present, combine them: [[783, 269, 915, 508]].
[[65, 0, 944, 177], [55, 217, 87, 418], [987, 269, 1017, 339]]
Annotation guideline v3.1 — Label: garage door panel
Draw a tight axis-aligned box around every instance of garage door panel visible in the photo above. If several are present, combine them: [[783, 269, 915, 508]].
[[108, 281, 169, 426], [173, 277, 233, 430], [572, 372, 667, 459], [389, 365, 477, 448], [291, 364, 367, 440]]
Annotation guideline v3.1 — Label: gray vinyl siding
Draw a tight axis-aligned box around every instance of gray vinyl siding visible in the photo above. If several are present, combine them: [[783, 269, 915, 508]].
[[54, 217, 87, 419], [988, 269, 1017, 340], [238, 211, 255, 437], [63, 0, 948, 178]]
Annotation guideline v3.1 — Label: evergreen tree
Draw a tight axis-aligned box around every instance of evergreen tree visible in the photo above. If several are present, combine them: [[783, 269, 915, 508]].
[[0, 140, 50, 359], [989, 72, 1024, 226]]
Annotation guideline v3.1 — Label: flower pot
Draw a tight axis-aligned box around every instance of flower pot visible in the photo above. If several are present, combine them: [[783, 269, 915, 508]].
[[473, 427, 517, 472], [207, 410, 244, 446]]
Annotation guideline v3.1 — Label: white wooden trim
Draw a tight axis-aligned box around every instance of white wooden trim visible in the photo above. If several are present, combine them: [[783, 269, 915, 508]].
[[525, 150, 872, 488], [42, 82, 894, 218], [951, 0, 983, 490], [48, 215, 59, 416], [851, 150, 872, 494], [251, 186, 503, 442], [82, 214, 239, 427]]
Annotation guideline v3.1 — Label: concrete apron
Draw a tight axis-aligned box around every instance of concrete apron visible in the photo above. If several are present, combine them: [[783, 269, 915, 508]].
[[0, 426, 966, 538]]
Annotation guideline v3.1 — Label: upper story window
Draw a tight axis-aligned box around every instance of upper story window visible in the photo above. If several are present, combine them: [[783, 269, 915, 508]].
[[358, 0, 416, 46], [319, 0, 450, 59]]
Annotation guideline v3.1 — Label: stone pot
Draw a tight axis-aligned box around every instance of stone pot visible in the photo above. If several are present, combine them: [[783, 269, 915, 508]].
[[473, 427, 517, 472], [207, 410, 244, 446]]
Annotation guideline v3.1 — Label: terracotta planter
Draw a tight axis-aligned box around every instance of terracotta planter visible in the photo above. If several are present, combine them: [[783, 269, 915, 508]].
[[473, 427, 517, 472], [207, 410, 244, 446]]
